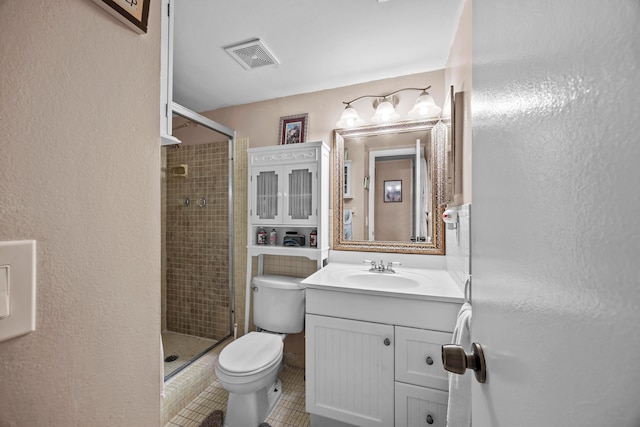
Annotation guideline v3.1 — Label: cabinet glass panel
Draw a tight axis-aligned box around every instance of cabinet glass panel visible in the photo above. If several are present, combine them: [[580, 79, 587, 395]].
[[256, 170, 278, 220], [288, 167, 313, 220]]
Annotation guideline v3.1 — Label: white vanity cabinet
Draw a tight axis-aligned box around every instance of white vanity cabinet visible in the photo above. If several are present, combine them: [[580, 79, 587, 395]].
[[305, 286, 461, 427]]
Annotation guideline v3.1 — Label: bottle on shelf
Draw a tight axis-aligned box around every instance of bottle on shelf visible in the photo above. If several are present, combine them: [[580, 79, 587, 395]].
[[257, 227, 267, 245], [269, 228, 277, 245], [310, 228, 317, 248]]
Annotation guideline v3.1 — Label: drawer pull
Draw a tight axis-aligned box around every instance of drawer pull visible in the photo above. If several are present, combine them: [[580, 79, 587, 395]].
[[426, 356, 434, 365], [426, 414, 434, 424], [383, 338, 391, 346]]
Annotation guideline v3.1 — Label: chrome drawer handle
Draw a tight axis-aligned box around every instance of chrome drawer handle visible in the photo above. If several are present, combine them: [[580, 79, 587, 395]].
[[426, 356, 434, 365], [426, 414, 434, 424]]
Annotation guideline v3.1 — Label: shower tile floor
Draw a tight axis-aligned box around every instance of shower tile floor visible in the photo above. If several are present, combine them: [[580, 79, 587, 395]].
[[162, 331, 216, 378], [165, 339, 309, 427]]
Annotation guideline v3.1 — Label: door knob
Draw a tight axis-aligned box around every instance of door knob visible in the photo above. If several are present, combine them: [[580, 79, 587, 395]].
[[441, 342, 487, 383]]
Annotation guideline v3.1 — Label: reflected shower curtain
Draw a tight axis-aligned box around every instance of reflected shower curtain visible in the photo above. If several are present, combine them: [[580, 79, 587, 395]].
[[289, 168, 312, 219]]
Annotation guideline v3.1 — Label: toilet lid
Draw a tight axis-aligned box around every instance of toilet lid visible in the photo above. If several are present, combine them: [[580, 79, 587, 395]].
[[218, 332, 283, 374]]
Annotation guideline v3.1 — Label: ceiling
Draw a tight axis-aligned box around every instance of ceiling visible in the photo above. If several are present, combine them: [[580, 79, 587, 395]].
[[172, 0, 465, 114]]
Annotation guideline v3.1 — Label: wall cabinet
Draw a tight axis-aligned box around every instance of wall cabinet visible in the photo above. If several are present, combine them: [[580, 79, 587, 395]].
[[247, 141, 329, 262], [305, 288, 459, 427]]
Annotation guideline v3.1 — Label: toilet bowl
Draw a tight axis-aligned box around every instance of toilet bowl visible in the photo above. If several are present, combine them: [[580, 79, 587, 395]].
[[215, 332, 284, 427], [215, 275, 305, 427]]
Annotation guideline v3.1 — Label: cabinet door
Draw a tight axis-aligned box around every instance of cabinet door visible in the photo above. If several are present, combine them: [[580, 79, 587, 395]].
[[395, 382, 448, 427], [283, 162, 317, 225], [306, 314, 394, 427], [250, 165, 283, 224]]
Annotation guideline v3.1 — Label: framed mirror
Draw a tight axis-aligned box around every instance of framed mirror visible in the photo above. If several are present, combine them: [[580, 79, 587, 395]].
[[333, 119, 450, 255]]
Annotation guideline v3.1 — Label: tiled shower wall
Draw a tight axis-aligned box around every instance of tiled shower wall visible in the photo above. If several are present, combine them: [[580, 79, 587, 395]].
[[163, 143, 230, 340]]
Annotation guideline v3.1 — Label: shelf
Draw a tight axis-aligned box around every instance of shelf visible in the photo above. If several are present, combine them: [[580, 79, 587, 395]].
[[248, 244, 329, 261]]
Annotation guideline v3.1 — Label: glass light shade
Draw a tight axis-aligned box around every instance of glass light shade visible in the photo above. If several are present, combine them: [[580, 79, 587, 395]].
[[408, 92, 442, 119], [336, 106, 364, 128], [370, 100, 400, 123]]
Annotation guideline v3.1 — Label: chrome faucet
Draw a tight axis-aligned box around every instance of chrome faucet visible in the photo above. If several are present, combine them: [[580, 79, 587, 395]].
[[363, 260, 401, 273]]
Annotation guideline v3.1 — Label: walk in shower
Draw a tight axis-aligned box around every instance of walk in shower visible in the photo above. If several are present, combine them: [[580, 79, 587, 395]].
[[161, 107, 235, 380]]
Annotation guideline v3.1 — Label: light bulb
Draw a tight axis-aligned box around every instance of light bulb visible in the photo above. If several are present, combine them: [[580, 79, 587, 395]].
[[336, 105, 364, 128], [408, 92, 441, 119]]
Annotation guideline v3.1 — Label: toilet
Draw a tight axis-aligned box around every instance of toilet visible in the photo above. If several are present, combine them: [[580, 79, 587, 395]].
[[216, 274, 305, 427]]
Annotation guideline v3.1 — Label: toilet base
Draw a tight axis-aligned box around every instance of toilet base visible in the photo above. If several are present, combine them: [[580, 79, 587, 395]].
[[223, 379, 282, 427]]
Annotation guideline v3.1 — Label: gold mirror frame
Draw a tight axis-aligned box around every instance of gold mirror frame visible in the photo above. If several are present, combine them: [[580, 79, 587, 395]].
[[333, 119, 449, 255]]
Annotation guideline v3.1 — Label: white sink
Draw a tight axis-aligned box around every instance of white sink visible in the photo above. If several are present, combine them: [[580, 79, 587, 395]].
[[302, 262, 464, 302], [341, 273, 420, 289]]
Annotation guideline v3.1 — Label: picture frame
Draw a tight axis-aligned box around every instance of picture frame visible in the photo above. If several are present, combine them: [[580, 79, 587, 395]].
[[279, 113, 308, 145], [92, 0, 151, 34], [383, 180, 402, 203]]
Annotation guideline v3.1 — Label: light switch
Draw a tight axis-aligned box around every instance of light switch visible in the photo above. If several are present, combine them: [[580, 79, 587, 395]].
[[0, 265, 9, 319], [0, 240, 36, 342]]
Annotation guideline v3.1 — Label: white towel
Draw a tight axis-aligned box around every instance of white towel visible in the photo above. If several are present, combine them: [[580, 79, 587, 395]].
[[447, 303, 472, 427]]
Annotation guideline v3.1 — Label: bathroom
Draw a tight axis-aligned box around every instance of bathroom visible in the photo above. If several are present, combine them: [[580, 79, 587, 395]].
[[159, 0, 471, 424], [2, 1, 639, 426]]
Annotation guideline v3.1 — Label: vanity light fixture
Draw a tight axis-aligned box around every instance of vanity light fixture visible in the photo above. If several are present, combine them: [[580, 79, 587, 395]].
[[370, 96, 400, 124], [336, 86, 441, 128]]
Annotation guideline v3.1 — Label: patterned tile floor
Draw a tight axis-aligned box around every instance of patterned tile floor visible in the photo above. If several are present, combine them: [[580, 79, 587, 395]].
[[166, 357, 309, 427]]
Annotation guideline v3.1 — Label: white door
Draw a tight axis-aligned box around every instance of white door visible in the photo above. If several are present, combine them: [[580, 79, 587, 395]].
[[471, 1, 640, 426]]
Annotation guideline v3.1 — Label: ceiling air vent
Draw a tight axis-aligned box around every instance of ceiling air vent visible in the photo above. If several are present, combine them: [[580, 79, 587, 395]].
[[224, 39, 280, 70]]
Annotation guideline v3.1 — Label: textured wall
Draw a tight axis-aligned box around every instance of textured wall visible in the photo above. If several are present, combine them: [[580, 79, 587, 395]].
[[0, 1, 161, 425]]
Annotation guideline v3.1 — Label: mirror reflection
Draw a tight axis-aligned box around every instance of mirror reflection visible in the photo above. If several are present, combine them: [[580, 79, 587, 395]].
[[334, 120, 448, 255]]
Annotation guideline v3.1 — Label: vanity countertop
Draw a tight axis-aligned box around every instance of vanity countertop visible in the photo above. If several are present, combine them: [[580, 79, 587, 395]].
[[302, 262, 463, 303]]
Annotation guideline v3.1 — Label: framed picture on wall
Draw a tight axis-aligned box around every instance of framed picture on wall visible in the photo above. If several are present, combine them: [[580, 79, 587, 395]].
[[384, 180, 402, 203], [92, 0, 151, 34], [279, 113, 308, 145]]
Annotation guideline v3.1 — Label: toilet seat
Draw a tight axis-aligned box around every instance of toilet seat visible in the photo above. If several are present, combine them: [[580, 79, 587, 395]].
[[217, 332, 283, 377]]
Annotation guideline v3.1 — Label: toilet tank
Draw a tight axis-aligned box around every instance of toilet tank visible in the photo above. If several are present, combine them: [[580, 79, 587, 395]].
[[253, 275, 306, 334]]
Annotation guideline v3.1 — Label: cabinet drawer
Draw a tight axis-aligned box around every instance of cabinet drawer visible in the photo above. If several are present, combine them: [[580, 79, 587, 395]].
[[395, 326, 451, 390], [395, 382, 448, 427]]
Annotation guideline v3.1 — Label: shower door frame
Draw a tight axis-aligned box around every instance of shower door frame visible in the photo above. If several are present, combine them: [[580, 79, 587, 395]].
[[171, 101, 236, 342]]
